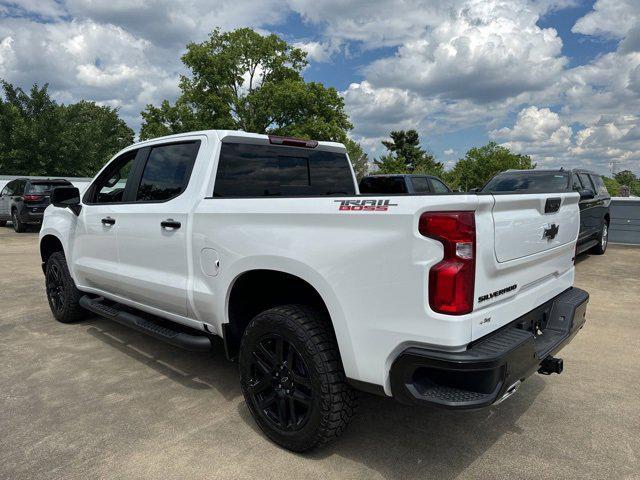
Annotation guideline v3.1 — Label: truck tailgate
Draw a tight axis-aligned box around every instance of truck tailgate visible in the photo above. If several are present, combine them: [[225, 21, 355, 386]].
[[471, 192, 580, 340], [492, 194, 578, 262]]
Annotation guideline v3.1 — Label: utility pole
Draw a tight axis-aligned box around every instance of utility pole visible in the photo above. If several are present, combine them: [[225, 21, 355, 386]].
[[609, 161, 620, 176]]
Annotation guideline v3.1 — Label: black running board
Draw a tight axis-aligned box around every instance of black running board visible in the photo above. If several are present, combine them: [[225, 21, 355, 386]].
[[79, 296, 212, 352], [576, 238, 599, 255]]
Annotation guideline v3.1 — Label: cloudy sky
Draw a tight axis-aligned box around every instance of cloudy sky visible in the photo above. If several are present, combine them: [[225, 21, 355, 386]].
[[1, 0, 639, 174]]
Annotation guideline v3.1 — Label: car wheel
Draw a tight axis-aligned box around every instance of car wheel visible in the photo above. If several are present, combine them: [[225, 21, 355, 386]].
[[12, 210, 26, 233], [590, 221, 608, 255], [239, 304, 358, 452], [45, 251, 85, 323], [0, 220, 6, 227]]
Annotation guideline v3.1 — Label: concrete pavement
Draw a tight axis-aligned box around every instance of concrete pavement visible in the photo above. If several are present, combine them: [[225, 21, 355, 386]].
[[0, 226, 638, 479]]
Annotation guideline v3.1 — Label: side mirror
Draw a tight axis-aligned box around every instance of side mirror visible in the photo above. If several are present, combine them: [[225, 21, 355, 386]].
[[578, 188, 594, 200], [51, 186, 81, 215]]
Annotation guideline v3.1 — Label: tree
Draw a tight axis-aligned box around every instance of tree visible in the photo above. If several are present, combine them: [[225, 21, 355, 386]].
[[140, 28, 352, 142], [446, 142, 535, 191], [613, 170, 640, 196], [344, 138, 369, 181], [602, 176, 621, 196], [373, 130, 444, 177], [0, 81, 134, 176]]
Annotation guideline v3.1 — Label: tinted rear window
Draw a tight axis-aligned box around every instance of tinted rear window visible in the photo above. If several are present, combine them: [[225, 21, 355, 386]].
[[359, 176, 407, 194], [213, 143, 355, 197], [482, 172, 570, 193], [26, 182, 71, 194]]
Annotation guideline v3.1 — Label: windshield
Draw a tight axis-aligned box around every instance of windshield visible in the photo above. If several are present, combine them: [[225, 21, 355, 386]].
[[481, 172, 570, 193], [26, 182, 71, 195]]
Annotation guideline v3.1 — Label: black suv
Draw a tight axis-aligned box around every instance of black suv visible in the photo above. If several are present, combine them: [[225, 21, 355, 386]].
[[481, 169, 611, 255], [0, 178, 73, 232], [359, 174, 452, 194]]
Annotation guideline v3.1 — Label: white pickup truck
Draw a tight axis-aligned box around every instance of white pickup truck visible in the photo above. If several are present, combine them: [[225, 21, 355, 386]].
[[40, 130, 589, 451]]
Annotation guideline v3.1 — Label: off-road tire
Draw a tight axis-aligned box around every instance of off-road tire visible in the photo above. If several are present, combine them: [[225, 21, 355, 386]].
[[239, 304, 358, 452], [590, 220, 608, 255], [12, 210, 25, 233], [45, 251, 85, 323]]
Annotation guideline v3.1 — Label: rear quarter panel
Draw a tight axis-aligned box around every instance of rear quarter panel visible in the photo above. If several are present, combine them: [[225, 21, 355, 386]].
[[190, 194, 480, 391]]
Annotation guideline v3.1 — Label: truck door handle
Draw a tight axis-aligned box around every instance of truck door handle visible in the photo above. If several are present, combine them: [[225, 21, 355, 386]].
[[161, 219, 181, 229], [101, 217, 116, 226]]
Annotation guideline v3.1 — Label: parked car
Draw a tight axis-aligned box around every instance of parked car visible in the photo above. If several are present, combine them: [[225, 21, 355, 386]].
[[39, 131, 588, 451], [0, 178, 73, 232], [359, 174, 452, 194], [480, 169, 611, 255]]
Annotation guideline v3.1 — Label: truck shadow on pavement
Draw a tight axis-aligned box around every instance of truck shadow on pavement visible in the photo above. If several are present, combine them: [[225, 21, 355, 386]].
[[84, 316, 544, 480], [308, 381, 543, 480], [85, 321, 241, 401]]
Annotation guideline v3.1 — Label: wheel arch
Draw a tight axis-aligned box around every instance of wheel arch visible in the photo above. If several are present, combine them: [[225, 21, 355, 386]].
[[223, 267, 354, 374], [40, 234, 65, 267]]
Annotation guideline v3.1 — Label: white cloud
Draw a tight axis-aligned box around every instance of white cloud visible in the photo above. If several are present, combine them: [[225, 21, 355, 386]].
[[342, 81, 441, 155], [572, 0, 639, 39], [364, 1, 567, 103], [0, 0, 639, 174], [0, 19, 176, 127], [293, 40, 339, 63], [444, 148, 455, 155], [492, 106, 640, 172]]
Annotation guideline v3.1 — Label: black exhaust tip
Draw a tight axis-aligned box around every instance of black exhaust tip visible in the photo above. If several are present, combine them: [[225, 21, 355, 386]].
[[538, 356, 563, 375]]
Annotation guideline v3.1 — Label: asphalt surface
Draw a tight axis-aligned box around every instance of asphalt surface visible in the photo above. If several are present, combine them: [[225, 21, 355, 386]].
[[0, 226, 638, 480]]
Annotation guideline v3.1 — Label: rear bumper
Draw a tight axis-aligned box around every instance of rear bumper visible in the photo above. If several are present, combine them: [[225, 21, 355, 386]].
[[18, 208, 44, 224], [390, 287, 588, 409]]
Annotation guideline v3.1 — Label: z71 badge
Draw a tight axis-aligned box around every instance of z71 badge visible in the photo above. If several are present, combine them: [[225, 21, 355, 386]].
[[334, 199, 398, 212]]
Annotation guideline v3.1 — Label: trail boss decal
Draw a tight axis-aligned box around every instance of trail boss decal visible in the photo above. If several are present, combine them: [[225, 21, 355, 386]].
[[478, 284, 517, 303], [335, 199, 398, 212]]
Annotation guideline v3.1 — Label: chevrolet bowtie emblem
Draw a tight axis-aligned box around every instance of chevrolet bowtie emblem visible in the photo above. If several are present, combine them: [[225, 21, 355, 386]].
[[543, 223, 559, 240]]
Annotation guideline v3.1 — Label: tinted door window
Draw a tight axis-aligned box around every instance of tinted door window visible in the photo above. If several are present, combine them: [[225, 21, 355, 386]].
[[136, 142, 200, 202], [14, 180, 26, 195], [572, 174, 583, 191], [578, 173, 595, 192], [214, 143, 355, 197], [590, 175, 609, 196], [410, 177, 430, 193], [90, 150, 137, 204], [2, 181, 15, 196], [430, 178, 451, 193]]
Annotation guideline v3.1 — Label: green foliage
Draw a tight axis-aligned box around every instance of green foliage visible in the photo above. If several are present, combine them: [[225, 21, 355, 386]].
[[344, 138, 369, 181], [373, 130, 444, 177], [445, 142, 535, 191], [0, 81, 134, 176], [602, 176, 621, 196], [140, 28, 352, 142], [613, 170, 640, 196]]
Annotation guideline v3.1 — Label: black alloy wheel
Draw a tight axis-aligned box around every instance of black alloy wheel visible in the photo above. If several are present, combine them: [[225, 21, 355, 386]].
[[247, 334, 313, 432], [239, 305, 357, 451], [46, 261, 66, 315], [44, 251, 85, 323]]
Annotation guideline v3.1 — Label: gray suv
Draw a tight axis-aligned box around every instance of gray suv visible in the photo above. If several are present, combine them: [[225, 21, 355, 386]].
[[0, 178, 73, 232]]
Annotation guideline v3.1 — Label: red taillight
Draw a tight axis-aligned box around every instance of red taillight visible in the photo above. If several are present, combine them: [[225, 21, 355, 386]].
[[23, 194, 43, 202], [268, 135, 318, 148], [419, 211, 475, 315]]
